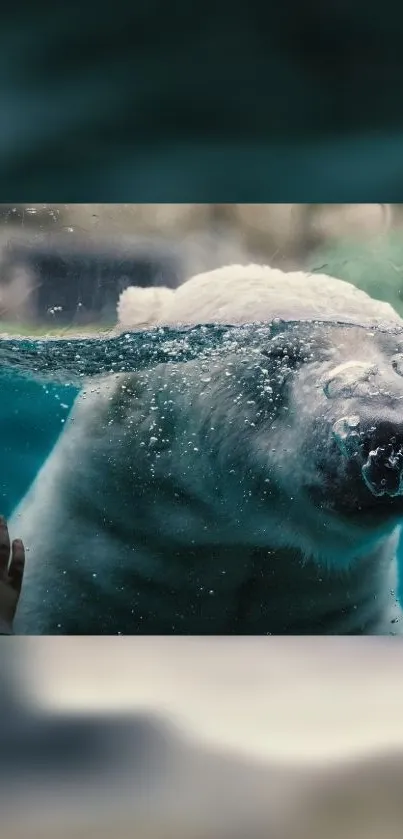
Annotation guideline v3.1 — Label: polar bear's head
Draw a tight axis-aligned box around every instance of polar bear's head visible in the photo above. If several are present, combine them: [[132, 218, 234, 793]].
[[115, 265, 403, 568], [210, 320, 403, 568]]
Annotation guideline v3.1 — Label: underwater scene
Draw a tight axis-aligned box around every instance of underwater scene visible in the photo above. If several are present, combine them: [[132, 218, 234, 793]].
[[2, 203, 403, 635]]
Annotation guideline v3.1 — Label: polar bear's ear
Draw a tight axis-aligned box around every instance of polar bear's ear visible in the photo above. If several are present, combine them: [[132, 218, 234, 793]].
[[116, 285, 175, 330]]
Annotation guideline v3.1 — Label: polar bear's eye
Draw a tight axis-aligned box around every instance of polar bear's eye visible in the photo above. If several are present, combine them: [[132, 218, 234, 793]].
[[261, 326, 332, 365], [261, 338, 305, 366], [262, 348, 302, 364]]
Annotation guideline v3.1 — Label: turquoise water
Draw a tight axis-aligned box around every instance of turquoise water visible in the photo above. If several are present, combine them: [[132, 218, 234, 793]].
[[0, 375, 77, 517], [1, 322, 403, 607]]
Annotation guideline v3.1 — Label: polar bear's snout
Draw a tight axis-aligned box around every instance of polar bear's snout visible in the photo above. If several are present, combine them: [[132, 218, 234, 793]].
[[322, 352, 403, 500], [359, 417, 403, 499], [361, 439, 403, 498], [333, 412, 403, 500]]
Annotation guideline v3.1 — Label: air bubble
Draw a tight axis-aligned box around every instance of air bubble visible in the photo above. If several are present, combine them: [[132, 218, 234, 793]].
[[332, 416, 362, 457]]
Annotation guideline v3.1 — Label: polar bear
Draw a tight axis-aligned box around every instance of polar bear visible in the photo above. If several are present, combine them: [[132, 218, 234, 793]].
[[10, 263, 403, 634]]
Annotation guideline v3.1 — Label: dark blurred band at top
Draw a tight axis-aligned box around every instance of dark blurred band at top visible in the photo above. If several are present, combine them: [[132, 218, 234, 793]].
[[1, 2, 403, 201]]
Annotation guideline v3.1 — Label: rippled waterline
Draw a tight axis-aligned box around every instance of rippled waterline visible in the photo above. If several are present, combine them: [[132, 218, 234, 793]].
[[1, 318, 402, 385]]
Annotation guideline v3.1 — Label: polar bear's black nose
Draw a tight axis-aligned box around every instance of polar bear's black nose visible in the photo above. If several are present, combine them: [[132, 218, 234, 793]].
[[361, 418, 403, 497], [332, 414, 403, 498], [361, 438, 403, 498]]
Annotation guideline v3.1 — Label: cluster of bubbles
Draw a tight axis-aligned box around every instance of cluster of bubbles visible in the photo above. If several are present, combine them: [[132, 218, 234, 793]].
[[0, 318, 400, 384]]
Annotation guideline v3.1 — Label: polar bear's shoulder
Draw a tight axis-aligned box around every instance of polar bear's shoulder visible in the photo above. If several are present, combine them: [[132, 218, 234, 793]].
[[116, 262, 402, 330]]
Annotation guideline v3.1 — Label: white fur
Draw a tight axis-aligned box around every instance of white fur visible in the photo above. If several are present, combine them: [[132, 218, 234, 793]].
[[117, 285, 175, 329], [11, 263, 403, 635], [116, 263, 401, 330]]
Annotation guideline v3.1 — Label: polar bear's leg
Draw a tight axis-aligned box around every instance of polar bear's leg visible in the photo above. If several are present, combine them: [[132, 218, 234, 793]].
[[13, 494, 243, 635], [11, 442, 242, 634]]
